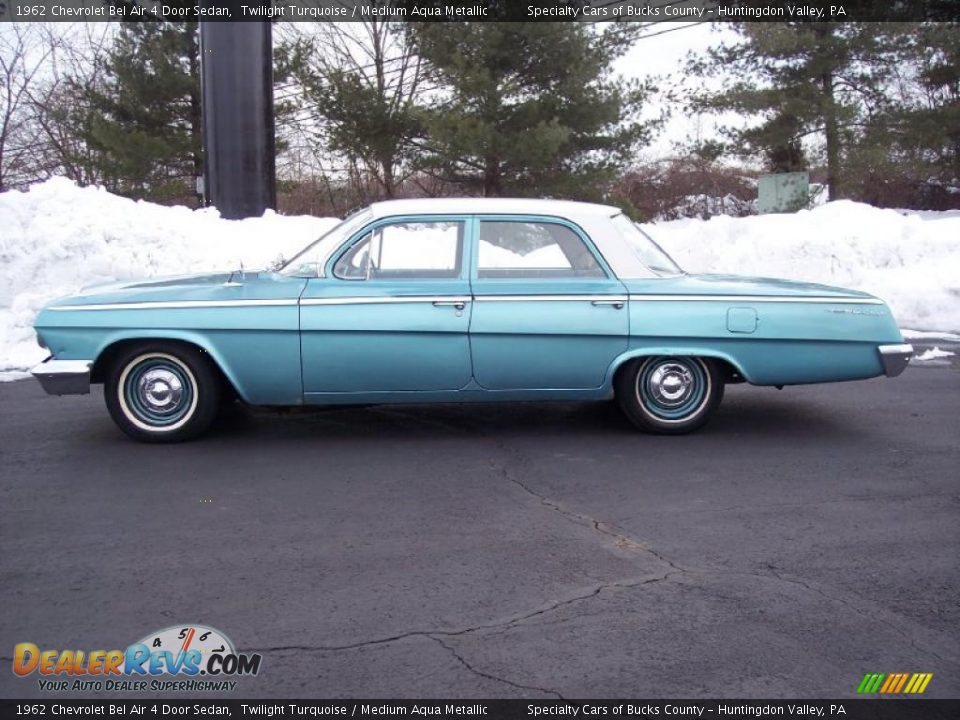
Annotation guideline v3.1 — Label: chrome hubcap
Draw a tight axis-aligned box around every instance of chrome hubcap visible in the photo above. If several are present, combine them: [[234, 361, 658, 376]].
[[137, 368, 183, 414], [647, 363, 694, 408]]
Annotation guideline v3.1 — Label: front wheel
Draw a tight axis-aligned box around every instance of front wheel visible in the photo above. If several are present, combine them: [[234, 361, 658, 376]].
[[104, 343, 221, 442], [615, 356, 724, 434]]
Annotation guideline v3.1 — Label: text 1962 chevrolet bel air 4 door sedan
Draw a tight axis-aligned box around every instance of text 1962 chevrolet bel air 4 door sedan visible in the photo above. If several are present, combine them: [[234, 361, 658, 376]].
[[32, 198, 913, 442]]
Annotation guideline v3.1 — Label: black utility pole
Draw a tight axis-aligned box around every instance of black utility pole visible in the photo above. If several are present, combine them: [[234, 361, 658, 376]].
[[199, 20, 276, 219]]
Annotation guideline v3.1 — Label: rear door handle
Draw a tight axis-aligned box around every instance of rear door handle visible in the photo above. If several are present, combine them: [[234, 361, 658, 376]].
[[591, 299, 625, 309]]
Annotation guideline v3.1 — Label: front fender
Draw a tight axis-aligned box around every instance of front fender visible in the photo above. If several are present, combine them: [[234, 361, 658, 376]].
[[91, 329, 241, 394], [89, 329, 303, 406]]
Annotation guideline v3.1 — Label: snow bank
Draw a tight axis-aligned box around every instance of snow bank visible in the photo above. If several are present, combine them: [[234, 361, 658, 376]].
[[642, 200, 960, 334], [914, 346, 956, 362], [1, 180, 958, 380], [0, 178, 337, 378]]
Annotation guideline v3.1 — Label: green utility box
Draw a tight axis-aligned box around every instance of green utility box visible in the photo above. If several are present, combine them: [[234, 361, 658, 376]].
[[757, 172, 810, 214]]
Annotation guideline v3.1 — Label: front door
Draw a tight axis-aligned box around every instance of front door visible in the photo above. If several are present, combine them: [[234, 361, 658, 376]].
[[300, 217, 473, 396], [469, 217, 629, 390]]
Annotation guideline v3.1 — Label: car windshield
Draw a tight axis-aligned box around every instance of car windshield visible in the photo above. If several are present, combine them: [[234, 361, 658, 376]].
[[609, 214, 683, 277], [277, 209, 374, 277]]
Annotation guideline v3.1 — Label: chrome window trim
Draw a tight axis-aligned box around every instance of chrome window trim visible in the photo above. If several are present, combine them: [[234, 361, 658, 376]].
[[473, 215, 614, 281], [327, 216, 469, 282]]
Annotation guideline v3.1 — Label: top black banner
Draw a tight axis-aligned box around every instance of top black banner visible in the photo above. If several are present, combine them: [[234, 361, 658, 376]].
[[0, 0, 958, 23]]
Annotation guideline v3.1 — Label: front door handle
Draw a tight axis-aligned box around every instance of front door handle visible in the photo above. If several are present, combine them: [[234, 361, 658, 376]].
[[591, 299, 625, 309], [433, 300, 467, 310]]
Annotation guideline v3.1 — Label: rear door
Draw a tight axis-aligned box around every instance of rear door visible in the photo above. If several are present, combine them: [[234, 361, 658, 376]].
[[468, 216, 629, 390]]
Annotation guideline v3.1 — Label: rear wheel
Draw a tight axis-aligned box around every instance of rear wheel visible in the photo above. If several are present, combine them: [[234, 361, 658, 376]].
[[615, 356, 723, 434], [104, 343, 221, 442]]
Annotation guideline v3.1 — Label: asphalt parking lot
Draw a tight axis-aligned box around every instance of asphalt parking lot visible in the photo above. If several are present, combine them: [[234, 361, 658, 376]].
[[1, 355, 958, 700]]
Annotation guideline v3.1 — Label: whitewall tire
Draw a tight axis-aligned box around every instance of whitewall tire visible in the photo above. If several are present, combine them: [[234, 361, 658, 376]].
[[615, 356, 724, 434], [104, 343, 221, 442]]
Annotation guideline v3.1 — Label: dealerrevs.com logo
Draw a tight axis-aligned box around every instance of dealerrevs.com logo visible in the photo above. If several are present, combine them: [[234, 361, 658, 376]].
[[13, 624, 261, 692]]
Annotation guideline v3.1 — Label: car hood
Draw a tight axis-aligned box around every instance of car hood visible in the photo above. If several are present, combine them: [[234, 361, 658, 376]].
[[83, 272, 236, 293], [624, 273, 879, 300], [44, 271, 305, 309]]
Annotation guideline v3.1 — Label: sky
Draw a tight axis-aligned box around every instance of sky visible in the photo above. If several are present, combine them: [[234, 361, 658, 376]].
[[613, 21, 738, 158]]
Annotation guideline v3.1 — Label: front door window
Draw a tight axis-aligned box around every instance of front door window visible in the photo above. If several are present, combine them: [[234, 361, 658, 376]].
[[334, 220, 464, 280]]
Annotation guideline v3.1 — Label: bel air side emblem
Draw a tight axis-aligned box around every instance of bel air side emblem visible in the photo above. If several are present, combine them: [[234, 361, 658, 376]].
[[826, 308, 884, 316]]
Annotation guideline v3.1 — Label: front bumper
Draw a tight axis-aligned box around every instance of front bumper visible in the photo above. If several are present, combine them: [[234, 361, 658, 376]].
[[30, 358, 93, 395], [878, 344, 914, 377]]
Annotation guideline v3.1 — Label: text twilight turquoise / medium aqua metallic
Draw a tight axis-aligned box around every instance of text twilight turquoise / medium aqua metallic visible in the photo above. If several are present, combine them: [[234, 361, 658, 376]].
[[31, 198, 913, 442]]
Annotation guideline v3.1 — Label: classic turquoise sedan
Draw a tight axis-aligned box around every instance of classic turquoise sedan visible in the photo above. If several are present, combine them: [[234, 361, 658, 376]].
[[31, 198, 913, 442]]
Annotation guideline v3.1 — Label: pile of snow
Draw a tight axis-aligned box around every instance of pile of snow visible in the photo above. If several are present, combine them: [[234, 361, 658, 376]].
[[1, 180, 958, 380], [914, 346, 956, 362], [901, 329, 960, 342], [663, 193, 756, 221], [0, 179, 337, 378], [642, 200, 960, 334]]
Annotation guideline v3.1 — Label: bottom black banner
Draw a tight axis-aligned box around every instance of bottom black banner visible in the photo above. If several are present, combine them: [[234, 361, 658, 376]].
[[0, 700, 958, 720]]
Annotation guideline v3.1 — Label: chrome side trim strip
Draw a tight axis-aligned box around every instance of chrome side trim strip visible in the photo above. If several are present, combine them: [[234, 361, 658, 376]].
[[473, 294, 881, 304], [300, 296, 472, 306], [473, 295, 628, 302], [45, 293, 883, 311], [629, 294, 884, 304], [49, 299, 297, 311]]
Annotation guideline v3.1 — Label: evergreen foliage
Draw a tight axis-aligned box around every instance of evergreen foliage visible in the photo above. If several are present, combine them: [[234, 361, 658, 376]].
[[410, 21, 654, 199], [75, 14, 202, 202], [688, 22, 959, 207]]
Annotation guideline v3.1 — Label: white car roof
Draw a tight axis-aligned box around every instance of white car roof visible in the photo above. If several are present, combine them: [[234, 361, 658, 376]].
[[302, 197, 657, 280], [369, 197, 621, 220]]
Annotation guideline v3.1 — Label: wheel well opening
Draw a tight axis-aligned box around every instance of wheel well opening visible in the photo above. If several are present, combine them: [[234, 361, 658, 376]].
[[614, 355, 744, 386], [92, 339, 238, 397], [707, 357, 744, 384]]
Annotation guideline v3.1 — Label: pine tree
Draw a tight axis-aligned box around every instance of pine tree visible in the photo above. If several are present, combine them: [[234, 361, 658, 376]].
[[75, 15, 201, 202], [410, 21, 653, 198], [908, 22, 960, 203], [290, 21, 425, 200], [689, 23, 913, 200], [849, 22, 960, 207]]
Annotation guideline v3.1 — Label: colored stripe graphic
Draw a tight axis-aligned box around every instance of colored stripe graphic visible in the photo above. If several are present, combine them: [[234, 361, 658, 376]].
[[904, 673, 933, 694], [892, 673, 909, 693], [857, 673, 885, 693], [880, 673, 908, 693], [858, 672, 932, 694]]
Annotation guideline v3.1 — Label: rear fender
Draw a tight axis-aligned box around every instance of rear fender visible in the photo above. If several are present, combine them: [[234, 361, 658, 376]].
[[605, 347, 751, 389]]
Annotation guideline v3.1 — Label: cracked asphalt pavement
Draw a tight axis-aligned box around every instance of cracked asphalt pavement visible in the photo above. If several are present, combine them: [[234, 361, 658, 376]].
[[1, 356, 958, 699]]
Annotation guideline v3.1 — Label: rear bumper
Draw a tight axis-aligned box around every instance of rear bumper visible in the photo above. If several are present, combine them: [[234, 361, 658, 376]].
[[878, 344, 913, 378], [31, 358, 93, 395]]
